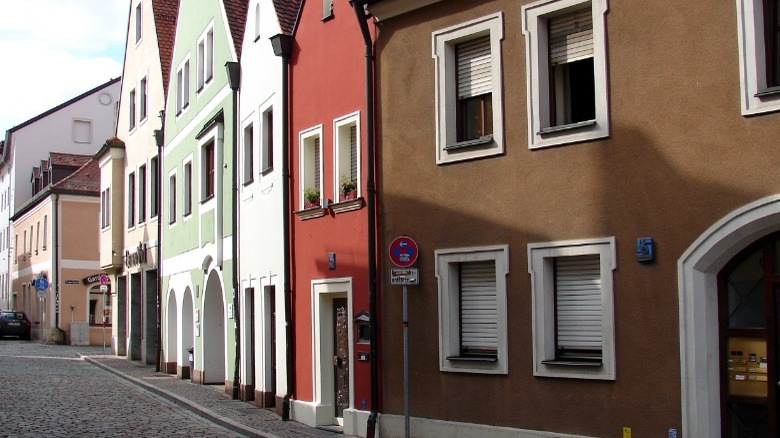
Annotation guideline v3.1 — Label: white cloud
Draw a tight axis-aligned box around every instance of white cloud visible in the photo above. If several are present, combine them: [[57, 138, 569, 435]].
[[0, 0, 127, 132]]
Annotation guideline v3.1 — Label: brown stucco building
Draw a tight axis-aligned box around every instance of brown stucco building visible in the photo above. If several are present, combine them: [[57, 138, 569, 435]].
[[370, 0, 780, 436]]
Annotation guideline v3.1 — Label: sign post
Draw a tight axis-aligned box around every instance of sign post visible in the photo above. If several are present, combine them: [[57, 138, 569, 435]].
[[389, 236, 419, 438]]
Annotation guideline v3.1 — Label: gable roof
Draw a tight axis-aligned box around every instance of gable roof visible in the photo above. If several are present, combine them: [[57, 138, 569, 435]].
[[223, 0, 250, 59], [51, 159, 100, 194], [49, 152, 92, 169], [273, 0, 303, 35], [153, 0, 181, 99]]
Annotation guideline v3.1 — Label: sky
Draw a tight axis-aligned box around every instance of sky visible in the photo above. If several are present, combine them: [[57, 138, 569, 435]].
[[0, 0, 128, 134]]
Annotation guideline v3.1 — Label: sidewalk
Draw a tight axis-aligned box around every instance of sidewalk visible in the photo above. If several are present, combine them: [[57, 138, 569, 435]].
[[80, 347, 353, 438]]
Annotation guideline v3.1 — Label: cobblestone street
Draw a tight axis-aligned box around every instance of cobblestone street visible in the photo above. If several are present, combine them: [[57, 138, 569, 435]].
[[0, 340, 242, 437]]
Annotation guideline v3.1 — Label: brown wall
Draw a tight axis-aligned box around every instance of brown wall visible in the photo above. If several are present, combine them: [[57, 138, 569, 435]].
[[376, 0, 780, 436]]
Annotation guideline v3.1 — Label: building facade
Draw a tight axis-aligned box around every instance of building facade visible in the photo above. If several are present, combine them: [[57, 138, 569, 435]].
[[160, 0, 247, 394], [369, 0, 780, 437]]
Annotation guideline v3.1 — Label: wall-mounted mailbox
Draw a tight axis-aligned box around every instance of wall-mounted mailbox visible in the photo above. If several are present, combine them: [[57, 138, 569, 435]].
[[726, 337, 767, 397], [358, 352, 369, 362]]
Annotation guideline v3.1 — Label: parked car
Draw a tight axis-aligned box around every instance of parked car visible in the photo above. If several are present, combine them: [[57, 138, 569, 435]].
[[0, 311, 31, 340]]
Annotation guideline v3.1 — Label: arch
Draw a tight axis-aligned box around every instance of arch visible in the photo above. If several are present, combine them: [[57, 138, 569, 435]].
[[165, 289, 178, 373], [202, 269, 226, 384], [678, 194, 780, 437], [181, 287, 194, 379]]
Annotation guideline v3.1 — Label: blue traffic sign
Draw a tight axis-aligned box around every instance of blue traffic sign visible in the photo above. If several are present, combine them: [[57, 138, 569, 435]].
[[389, 236, 419, 268], [34, 277, 49, 291]]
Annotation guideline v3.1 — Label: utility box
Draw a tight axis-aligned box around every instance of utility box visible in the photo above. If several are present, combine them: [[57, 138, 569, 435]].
[[70, 322, 89, 346]]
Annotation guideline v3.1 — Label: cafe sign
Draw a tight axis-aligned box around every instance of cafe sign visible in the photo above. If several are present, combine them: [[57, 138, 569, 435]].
[[125, 242, 148, 268]]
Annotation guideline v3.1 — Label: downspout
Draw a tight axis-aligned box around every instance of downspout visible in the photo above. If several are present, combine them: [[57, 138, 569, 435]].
[[351, 3, 379, 436], [154, 111, 165, 373], [52, 192, 60, 331], [270, 33, 294, 421], [226, 61, 242, 400]]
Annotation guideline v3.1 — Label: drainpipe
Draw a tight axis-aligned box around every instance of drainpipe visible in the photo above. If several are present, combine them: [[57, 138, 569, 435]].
[[226, 61, 242, 400], [154, 110, 165, 373], [351, 3, 379, 436], [270, 33, 294, 421], [52, 193, 60, 332]]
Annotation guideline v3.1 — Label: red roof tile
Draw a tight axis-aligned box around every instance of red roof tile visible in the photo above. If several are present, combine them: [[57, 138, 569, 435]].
[[52, 159, 100, 194], [273, 0, 303, 35], [223, 0, 249, 59], [153, 0, 180, 99], [48, 153, 92, 168]]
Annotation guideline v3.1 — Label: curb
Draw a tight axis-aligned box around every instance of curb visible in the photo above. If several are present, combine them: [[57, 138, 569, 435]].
[[83, 356, 282, 438]]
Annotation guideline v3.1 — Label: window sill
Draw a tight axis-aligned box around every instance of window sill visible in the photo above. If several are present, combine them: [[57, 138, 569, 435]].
[[444, 135, 493, 151], [294, 206, 326, 221], [331, 197, 363, 214], [261, 166, 273, 176], [755, 86, 780, 98], [254, 35, 261, 43], [538, 119, 597, 135], [541, 359, 602, 367], [200, 194, 215, 204], [243, 178, 254, 187], [446, 355, 498, 362]]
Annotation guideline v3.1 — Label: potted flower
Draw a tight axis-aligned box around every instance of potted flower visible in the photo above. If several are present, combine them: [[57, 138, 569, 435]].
[[340, 177, 357, 201], [303, 187, 320, 209]]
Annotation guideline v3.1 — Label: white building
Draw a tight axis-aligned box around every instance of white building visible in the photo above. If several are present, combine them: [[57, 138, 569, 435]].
[[0, 78, 120, 310]]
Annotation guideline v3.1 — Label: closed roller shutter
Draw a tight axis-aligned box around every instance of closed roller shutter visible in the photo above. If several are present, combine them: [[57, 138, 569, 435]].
[[555, 255, 602, 357], [460, 260, 498, 355]]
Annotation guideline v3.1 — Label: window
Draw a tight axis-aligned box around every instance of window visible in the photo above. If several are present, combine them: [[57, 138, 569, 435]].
[[323, 0, 333, 20], [150, 156, 158, 218], [261, 108, 273, 172], [138, 164, 146, 223], [528, 237, 616, 380], [140, 77, 148, 122], [23, 230, 26, 256], [243, 123, 254, 184], [736, 0, 780, 114], [89, 286, 112, 326], [168, 173, 177, 225], [432, 13, 504, 164], [254, 4, 261, 41], [14, 234, 17, 264], [42, 216, 47, 250], [128, 172, 136, 227], [135, 1, 142, 44], [299, 127, 323, 209], [334, 113, 359, 202], [522, 0, 609, 149], [129, 88, 137, 130], [72, 119, 92, 143], [435, 245, 509, 374], [101, 188, 110, 229], [201, 141, 215, 200], [197, 25, 214, 91], [176, 58, 190, 115], [35, 222, 39, 254], [184, 161, 192, 216]]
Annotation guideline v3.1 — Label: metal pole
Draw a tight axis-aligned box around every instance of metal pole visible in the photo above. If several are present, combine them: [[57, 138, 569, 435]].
[[403, 284, 409, 438]]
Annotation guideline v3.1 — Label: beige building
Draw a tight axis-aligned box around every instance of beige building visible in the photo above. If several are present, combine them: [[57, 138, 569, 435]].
[[11, 155, 105, 345]]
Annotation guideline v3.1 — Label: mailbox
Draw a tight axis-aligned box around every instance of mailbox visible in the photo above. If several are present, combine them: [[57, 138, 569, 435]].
[[726, 337, 768, 397]]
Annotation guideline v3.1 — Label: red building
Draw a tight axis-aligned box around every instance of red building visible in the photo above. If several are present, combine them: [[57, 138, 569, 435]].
[[287, 1, 377, 435]]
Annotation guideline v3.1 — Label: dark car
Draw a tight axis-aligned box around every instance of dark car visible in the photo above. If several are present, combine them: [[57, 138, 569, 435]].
[[0, 311, 31, 340]]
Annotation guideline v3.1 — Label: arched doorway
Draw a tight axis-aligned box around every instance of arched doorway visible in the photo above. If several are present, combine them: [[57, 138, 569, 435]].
[[182, 287, 194, 379], [718, 233, 780, 436], [165, 289, 178, 374], [202, 271, 225, 385]]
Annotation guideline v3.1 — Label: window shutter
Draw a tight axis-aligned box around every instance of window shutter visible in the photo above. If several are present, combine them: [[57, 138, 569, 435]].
[[349, 125, 357, 181], [313, 137, 321, 188], [555, 255, 602, 354], [549, 8, 593, 66], [460, 260, 498, 354], [457, 36, 492, 99]]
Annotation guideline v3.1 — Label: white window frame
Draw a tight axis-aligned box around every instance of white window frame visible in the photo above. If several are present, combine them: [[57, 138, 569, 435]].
[[72, 118, 92, 143], [42, 216, 47, 250], [527, 236, 616, 380], [101, 188, 111, 230], [129, 88, 137, 131], [176, 56, 191, 116], [134, 1, 142, 45], [127, 171, 136, 228], [521, 0, 609, 149], [196, 23, 215, 94], [736, 0, 780, 115], [183, 157, 193, 218], [432, 13, 504, 164], [261, 104, 274, 173], [242, 119, 255, 185], [139, 76, 148, 123], [299, 125, 324, 210], [333, 112, 360, 201], [150, 156, 158, 218], [435, 244, 509, 374], [138, 163, 147, 224], [168, 169, 177, 227], [254, 4, 262, 42]]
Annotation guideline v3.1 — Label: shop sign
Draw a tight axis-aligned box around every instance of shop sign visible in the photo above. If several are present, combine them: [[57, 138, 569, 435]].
[[125, 242, 148, 268]]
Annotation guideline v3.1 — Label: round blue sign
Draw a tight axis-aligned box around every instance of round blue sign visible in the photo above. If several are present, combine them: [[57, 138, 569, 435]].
[[389, 236, 419, 268], [35, 277, 49, 291]]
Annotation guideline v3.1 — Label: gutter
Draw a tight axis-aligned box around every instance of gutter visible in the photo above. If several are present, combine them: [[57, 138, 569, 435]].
[[226, 61, 242, 400], [270, 33, 294, 421], [350, 3, 380, 436]]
